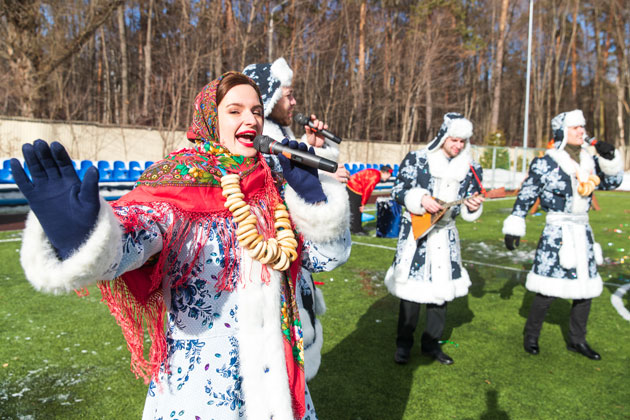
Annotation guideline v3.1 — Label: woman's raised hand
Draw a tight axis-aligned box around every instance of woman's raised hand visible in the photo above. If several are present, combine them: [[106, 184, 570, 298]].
[[10, 140, 101, 259]]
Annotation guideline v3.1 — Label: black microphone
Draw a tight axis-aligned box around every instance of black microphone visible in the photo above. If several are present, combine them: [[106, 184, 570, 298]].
[[253, 135, 338, 173], [294, 113, 342, 144]]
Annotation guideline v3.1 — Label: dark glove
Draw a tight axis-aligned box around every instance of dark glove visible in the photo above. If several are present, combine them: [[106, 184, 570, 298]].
[[277, 139, 326, 204], [10, 140, 100, 260], [504, 234, 520, 251], [594, 141, 615, 160]]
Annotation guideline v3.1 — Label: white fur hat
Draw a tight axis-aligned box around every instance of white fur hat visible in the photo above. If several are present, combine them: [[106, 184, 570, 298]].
[[243, 57, 293, 117], [551, 109, 585, 150], [427, 113, 473, 152]]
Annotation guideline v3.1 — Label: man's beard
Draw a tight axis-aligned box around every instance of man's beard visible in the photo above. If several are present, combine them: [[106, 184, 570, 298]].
[[270, 108, 291, 126]]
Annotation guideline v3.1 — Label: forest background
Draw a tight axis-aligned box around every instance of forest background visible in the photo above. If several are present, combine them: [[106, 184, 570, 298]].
[[1, 0, 629, 155]]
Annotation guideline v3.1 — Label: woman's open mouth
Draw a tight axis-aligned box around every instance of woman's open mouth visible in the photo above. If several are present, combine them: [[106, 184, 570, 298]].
[[236, 130, 257, 146]]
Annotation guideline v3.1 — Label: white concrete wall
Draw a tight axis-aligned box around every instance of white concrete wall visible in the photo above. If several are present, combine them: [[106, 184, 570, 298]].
[[2, 116, 628, 169]]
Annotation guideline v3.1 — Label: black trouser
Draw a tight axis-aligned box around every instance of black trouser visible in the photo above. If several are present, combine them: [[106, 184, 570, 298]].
[[347, 187, 364, 233], [396, 299, 447, 352], [524, 293, 592, 344]]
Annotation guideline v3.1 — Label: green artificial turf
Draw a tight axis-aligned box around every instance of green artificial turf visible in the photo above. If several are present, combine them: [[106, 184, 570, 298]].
[[1, 191, 629, 419]]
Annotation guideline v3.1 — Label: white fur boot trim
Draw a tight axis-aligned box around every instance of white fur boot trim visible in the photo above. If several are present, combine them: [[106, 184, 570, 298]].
[[284, 175, 350, 242], [20, 197, 123, 294], [525, 271, 602, 300]]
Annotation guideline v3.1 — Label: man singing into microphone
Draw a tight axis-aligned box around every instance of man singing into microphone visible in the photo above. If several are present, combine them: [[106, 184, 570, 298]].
[[243, 57, 350, 382]]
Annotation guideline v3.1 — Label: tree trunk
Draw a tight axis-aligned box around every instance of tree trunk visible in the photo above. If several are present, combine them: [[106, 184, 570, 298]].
[[489, 0, 509, 133], [142, 0, 154, 117], [117, 5, 128, 124]]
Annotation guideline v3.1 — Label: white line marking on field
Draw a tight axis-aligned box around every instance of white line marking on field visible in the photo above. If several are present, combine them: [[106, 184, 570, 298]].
[[0, 238, 21, 243], [352, 241, 529, 272], [353, 240, 630, 321]]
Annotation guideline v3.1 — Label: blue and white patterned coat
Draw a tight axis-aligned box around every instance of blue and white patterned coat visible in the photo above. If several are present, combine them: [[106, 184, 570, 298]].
[[384, 145, 483, 305], [263, 118, 342, 382], [20, 174, 351, 420], [503, 147, 624, 299]]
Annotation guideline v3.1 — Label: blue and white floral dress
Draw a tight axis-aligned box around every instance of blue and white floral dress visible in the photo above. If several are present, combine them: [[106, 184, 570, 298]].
[[20, 167, 351, 420], [503, 147, 624, 299], [384, 145, 483, 305]]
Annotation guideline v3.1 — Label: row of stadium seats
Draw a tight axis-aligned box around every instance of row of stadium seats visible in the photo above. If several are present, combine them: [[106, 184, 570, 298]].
[[0, 159, 154, 183], [0, 159, 399, 184]]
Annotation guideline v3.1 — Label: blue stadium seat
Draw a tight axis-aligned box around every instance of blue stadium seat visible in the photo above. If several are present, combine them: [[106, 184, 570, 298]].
[[392, 164, 399, 177], [97, 160, 112, 181], [77, 160, 94, 180], [0, 159, 13, 183], [144, 161, 154, 170], [111, 160, 129, 181], [128, 161, 143, 181]]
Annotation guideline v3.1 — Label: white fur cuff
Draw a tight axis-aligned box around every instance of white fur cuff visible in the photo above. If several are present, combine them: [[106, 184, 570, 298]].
[[502, 214, 526, 237], [20, 197, 123, 294], [404, 187, 430, 215], [597, 150, 624, 175], [284, 175, 350, 243], [460, 203, 483, 222]]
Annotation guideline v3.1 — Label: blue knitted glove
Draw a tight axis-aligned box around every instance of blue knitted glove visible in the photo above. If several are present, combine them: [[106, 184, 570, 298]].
[[277, 139, 326, 204], [10, 140, 101, 260]]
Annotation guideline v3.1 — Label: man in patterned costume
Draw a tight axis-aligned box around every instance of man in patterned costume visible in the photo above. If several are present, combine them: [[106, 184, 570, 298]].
[[242, 57, 349, 382], [503, 109, 624, 360], [385, 113, 485, 365]]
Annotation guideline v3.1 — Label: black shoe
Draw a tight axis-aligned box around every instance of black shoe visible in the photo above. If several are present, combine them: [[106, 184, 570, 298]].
[[567, 342, 601, 360], [524, 335, 539, 355], [394, 348, 410, 364], [422, 348, 454, 365]]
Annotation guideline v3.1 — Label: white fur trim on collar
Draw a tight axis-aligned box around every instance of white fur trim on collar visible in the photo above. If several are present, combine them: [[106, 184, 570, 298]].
[[546, 148, 594, 178], [263, 118, 295, 141], [284, 175, 350, 243], [20, 197, 123, 294], [426, 143, 472, 182]]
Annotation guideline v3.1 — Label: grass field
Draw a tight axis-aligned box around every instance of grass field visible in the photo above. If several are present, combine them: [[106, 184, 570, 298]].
[[1, 191, 629, 419]]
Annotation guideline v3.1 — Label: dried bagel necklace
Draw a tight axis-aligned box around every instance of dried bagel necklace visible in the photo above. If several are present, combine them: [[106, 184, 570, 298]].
[[203, 141, 298, 272], [221, 173, 298, 271]]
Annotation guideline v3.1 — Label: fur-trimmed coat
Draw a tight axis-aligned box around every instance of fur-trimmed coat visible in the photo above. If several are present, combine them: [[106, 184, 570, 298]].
[[20, 153, 351, 420], [262, 118, 342, 382], [384, 146, 483, 305], [503, 147, 624, 299]]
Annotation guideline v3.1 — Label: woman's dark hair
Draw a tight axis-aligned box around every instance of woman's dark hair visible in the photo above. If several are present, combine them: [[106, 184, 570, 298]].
[[216, 71, 262, 106]]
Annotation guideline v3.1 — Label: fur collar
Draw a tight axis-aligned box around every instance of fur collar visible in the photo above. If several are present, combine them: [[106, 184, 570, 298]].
[[263, 118, 295, 142], [426, 143, 472, 182], [546, 147, 595, 182]]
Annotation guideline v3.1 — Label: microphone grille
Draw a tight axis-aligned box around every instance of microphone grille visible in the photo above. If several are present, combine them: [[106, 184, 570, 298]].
[[293, 113, 309, 125], [253, 135, 273, 153]]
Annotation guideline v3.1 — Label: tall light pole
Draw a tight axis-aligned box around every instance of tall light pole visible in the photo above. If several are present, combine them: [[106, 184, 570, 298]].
[[268, 1, 289, 62], [522, 0, 534, 171]]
